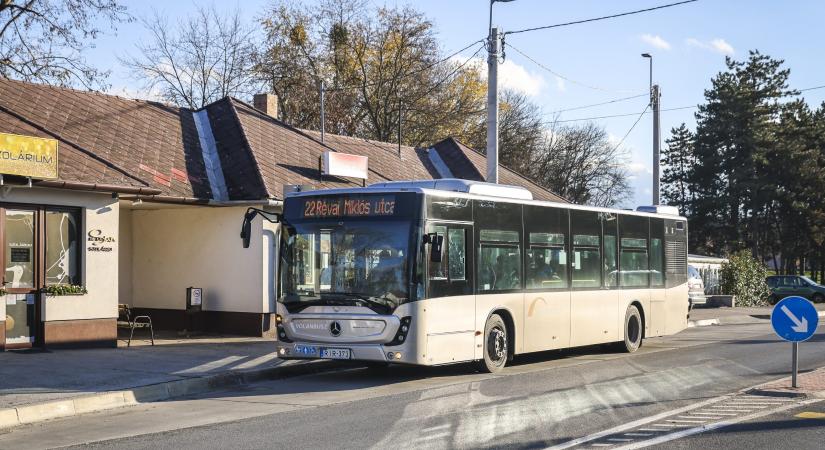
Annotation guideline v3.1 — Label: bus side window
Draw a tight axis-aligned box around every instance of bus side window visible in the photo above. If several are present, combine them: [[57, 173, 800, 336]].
[[448, 228, 466, 281], [619, 215, 650, 287], [428, 225, 447, 280], [478, 230, 521, 292], [603, 213, 618, 288], [571, 210, 601, 289]]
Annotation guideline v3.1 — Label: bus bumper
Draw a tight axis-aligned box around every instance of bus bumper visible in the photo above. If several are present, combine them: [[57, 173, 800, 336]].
[[276, 341, 418, 364]]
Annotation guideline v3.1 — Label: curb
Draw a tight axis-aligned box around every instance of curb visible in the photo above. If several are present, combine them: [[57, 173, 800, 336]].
[[0, 359, 343, 431], [687, 318, 720, 328]]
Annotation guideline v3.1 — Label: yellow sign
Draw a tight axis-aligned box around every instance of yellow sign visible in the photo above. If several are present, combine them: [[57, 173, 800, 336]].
[[0, 132, 59, 180]]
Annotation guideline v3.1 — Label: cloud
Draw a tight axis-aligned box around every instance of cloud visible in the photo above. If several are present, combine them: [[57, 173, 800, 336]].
[[686, 37, 735, 55], [640, 34, 671, 50], [627, 162, 653, 175], [460, 55, 546, 97], [710, 38, 735, 56], [555, 76, 566, 92]]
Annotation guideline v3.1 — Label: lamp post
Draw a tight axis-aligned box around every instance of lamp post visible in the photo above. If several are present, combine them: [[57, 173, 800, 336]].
[[486, 0, 515, 184], [642, 53, 660, 205]]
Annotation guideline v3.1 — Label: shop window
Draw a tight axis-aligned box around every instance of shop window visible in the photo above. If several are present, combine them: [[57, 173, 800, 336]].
[[4, 209, 35, 288], [45, 209, 81, 285]]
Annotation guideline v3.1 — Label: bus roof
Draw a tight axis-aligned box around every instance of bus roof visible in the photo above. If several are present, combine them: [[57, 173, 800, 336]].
[[285, 179, 686, 221]]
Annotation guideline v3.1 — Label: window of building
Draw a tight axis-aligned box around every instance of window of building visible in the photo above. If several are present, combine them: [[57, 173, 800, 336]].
[[571, 210, 601, 288], [620, 215, 649, 287], [44, 208, 82, 286], [524, 205, 568, 290]]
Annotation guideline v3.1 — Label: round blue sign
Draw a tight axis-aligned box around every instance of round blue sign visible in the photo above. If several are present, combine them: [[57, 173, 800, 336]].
[[771, 296, 819, 342]]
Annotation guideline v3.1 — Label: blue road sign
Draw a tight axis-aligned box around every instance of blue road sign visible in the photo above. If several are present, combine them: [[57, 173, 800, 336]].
[[771, 296, 819, 342]]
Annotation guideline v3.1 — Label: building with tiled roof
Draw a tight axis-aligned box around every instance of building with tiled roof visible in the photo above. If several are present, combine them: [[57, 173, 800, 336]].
[[0, 78, 566, 347]]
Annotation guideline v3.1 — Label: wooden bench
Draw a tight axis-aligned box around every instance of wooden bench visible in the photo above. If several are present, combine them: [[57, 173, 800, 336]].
[[117, 304, 154, 347]]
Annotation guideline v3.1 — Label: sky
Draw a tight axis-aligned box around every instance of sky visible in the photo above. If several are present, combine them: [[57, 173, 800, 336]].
[[84, 0, 825, 208]]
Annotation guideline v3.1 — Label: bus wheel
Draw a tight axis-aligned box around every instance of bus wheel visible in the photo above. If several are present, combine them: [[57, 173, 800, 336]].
[[479, 314, 508, 373], [622, 305, 643, 353]]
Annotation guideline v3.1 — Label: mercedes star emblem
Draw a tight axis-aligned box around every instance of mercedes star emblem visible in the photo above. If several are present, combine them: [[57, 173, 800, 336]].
[[330, 321, 342, 337]]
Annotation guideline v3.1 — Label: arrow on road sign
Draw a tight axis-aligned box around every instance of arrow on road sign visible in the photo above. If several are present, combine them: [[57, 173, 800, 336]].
[[781, 304, 809, 333]]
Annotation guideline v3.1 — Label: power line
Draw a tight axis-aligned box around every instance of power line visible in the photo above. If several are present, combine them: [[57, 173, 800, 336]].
[[504, 0, 699, 36], [541, 84, 825, 124], [545, 105, 696, 124], [610, 105, 650, 152], [507, 42, 641, 93], [546, 93, 649, 115]]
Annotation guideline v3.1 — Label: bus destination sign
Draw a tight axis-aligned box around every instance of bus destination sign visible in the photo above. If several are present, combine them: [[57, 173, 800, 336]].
[[302, 195, 396, 218]]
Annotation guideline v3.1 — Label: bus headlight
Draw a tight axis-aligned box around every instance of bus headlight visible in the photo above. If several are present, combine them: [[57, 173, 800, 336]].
[[276, 314, 292, 343], [386, 317, 411, 346]]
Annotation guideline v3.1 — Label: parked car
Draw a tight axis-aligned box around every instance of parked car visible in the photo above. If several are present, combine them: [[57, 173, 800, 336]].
[[688, 265, 707, 308], [766, 275, 825, 304]]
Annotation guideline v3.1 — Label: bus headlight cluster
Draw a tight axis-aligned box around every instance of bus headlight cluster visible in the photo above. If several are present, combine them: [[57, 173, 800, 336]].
[[386, 317, 412, 346], [275, 314, 292, 343]]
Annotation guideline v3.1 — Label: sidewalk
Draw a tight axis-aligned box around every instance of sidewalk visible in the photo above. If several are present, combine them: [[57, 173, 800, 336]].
[[688, 303, 825, 327], [0, 334, 337, 429]]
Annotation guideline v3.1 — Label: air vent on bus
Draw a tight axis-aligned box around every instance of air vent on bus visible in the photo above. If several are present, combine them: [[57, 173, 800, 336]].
[[666, 241, 687, 273], [636, 205, 680, 215]]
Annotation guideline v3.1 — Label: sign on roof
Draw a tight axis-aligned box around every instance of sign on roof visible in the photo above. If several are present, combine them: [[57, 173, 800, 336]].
[[322, 151, 368, 180], [0, 132, 58, 180]]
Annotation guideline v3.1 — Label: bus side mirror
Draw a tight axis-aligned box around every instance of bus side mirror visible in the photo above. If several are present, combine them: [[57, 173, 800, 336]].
[[429, 233, 444, 263]]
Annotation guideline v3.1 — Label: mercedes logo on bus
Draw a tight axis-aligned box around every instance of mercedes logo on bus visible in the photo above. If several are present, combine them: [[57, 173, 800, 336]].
[[330, 321, 342, 337]]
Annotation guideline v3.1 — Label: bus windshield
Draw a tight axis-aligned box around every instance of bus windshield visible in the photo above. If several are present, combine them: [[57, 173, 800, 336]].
[[281, 221, 411, 312]]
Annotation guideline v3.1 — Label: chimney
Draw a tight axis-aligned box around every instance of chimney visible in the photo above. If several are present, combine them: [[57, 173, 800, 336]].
[[253, 93, 278, 119]]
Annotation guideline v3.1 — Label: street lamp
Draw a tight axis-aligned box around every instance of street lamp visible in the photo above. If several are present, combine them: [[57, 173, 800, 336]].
[[641, 53, 661, 205], [489, 0, 516, 40], [641, 53, 652, 104]]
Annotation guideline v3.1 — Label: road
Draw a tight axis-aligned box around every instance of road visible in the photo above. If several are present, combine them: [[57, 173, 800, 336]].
[[3, 321, 825, 449]]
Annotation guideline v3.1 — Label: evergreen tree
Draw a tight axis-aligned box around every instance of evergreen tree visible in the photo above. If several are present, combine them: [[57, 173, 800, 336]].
[[661, 123, 695, 215], [691, 50, 797, 256]]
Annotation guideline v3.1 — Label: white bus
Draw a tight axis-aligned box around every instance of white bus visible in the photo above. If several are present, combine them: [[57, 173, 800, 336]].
[[257, 179, 688, 373]]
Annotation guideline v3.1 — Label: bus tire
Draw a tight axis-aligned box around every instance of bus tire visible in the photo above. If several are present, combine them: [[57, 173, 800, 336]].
[[479, 314, 508, 373], [621, 305, 643, 353]]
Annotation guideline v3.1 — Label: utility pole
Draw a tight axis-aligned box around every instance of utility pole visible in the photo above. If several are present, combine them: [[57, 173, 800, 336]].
[[320, 81, 326, 144], [397, 91, 402, 157], [486, 27, 500, 184], [652, 84, 661, 205]]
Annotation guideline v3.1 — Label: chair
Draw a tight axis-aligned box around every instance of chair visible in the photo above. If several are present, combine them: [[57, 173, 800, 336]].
[[117, 304, 154, 347]]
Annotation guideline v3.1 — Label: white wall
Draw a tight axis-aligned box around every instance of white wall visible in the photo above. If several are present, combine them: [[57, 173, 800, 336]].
[[118, 208, 133, 306], [0, 186, 120, 322], [131, 206, 266, 313]]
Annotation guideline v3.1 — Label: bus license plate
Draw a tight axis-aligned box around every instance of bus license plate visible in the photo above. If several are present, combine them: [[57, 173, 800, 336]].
[[320, 348, 351, 359]]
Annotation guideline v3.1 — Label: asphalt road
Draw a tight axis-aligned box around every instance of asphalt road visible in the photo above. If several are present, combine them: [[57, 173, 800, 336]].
[[3, 322, 825, 449]]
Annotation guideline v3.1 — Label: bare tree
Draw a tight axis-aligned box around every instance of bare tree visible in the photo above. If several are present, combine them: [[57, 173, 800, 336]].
[[0, 0, 130, 89], [535, 122, 631, 207], [122, 5, 260, 109]]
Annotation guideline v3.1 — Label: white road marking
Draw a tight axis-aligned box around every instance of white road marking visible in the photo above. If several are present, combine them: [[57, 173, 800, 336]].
[[591, 444, 613, 447], [623, 433, 653, 437], [705, 408, 753, 413], [677, 415, 722, 420], [422, 423, 451, 432], [614, 398, 822, 449], [606, 438, 633, 442], [666, 419, 707, 424], [543, 395, 732, 450]]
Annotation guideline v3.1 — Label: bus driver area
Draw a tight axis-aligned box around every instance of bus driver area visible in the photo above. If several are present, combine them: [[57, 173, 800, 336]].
[[251, 179, 689, 373]]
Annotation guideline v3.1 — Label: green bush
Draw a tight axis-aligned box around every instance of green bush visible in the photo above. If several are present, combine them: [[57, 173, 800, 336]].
[[720, 251, 771, 307], [42, 284, 87, 296]]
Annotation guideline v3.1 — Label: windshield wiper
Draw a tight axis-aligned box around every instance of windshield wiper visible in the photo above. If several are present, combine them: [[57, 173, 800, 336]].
[[321, 292, 396, 312]]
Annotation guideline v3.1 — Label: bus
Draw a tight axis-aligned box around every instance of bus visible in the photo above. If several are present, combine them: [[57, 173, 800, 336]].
[[254, 179, 688, 373]]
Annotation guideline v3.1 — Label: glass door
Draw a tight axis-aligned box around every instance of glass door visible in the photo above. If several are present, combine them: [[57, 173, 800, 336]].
[[3, 208, 38, 348]]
